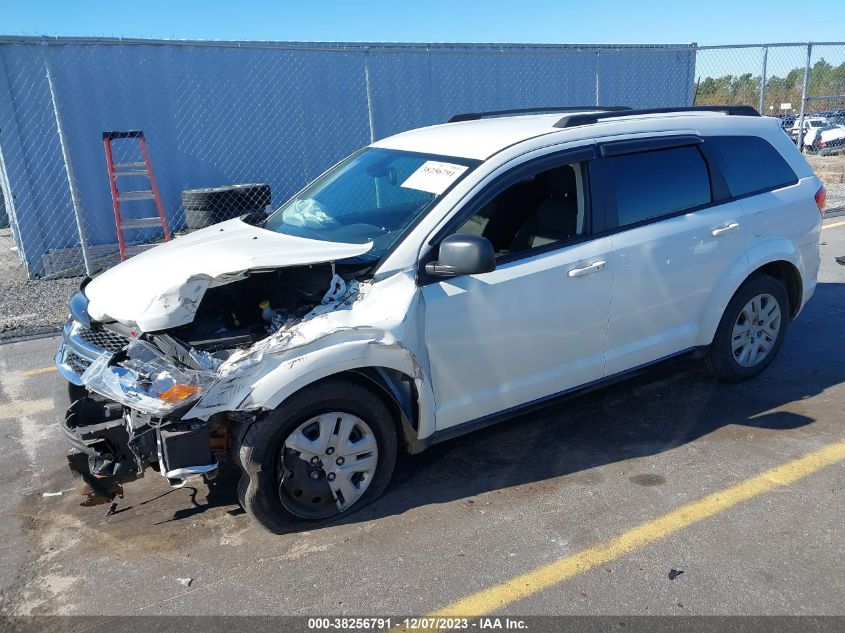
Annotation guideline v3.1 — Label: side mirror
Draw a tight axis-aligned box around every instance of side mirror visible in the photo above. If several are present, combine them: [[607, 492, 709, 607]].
[[425, 234, 496, 278]]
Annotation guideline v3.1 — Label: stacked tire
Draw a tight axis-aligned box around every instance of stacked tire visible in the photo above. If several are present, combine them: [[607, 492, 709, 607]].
[[181, 183, 271, 230]]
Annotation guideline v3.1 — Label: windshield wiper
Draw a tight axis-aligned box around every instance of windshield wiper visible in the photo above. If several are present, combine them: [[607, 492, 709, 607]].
[[240, 210, 268, 226]]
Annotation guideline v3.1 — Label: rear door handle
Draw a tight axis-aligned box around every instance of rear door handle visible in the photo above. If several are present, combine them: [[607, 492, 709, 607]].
[[711, 222, 740, 237], [568, 260, 607, 278]]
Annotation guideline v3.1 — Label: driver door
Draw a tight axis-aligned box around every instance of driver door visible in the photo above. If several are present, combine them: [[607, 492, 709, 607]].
[[420, 151, 614, 430]]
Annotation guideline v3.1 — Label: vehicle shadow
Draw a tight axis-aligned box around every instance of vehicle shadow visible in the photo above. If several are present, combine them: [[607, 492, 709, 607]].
[[342, 280, 845, 526], [152, 282, 845, 529]]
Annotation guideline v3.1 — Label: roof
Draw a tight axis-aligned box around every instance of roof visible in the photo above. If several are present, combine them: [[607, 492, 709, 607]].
[[371, 110, 766, 161], [371, 113, 569, 160]]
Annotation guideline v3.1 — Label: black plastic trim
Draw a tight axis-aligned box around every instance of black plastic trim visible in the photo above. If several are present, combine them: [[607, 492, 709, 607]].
[[349, 368, 420, 454], [449, 106, 631, 123], [554, 105, 760, 129], [587, 153, 613, 234], [103, 130, 143, 139], [599, 134, 703, 157], [697, 140, 732, 202]]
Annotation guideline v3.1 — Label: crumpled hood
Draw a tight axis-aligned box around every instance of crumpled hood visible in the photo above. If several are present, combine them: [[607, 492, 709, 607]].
[[85, 218, 373, 332]]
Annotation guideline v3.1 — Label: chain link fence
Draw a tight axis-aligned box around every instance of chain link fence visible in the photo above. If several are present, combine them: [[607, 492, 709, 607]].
[[0, 38, 843, 340], [693, 42, 845, 217]]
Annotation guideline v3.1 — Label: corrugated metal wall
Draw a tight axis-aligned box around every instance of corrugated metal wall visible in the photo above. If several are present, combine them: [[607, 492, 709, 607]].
[[0, 39, 696, 277]]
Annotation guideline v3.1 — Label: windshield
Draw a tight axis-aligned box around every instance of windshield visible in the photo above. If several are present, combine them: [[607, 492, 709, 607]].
[[264, 148, 477, 263]]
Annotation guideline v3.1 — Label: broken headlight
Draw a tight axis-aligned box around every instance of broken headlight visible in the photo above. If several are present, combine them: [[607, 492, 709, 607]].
[[81, 340, 217, 416]]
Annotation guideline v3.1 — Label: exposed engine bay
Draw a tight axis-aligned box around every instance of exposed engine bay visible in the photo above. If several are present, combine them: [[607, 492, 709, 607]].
[[57, 262, 374, 505], [172, 263, 340, 351]]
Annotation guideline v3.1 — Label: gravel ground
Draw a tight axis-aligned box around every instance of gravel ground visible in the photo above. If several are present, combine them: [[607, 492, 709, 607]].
[[806, 154, 845, 211], [826, 184, 845, 210], [0, 230, 79, 342], [0, 275, 79, 342]]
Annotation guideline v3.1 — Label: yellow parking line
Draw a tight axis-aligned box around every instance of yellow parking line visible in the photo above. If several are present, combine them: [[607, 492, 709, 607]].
[[22, 366, 57, 377], [430, 439, 845, 617], [822, 219, 845, 230]]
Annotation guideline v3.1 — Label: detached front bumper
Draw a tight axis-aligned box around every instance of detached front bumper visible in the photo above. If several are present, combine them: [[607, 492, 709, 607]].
[[55, 316, 222, 493]]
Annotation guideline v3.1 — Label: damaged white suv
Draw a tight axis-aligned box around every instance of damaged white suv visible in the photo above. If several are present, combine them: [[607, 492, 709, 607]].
[[56, 106, 824, 531]]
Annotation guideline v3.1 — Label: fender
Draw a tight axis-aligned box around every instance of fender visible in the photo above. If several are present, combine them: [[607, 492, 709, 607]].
[[695, 235, 802, 347], [242, 335, 437, 443], [183, 270, 438, 441]]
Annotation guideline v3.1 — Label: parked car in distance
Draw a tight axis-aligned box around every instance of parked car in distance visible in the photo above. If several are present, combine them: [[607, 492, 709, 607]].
[[775, 113, 796, 131], [56, 105, 824, 532], [815, 109, 845, 125], [791, 116, 845, 154]]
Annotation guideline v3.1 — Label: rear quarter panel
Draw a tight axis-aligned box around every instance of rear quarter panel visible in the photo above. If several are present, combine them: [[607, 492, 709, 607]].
[[695, 122, 822, 345]]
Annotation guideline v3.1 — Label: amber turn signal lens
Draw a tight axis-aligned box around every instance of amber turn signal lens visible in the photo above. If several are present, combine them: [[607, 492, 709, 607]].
[[159, 384, 201, 403]]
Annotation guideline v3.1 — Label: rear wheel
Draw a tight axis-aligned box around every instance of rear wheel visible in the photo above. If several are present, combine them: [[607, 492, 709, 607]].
[[237, 378, 397, 532], [705, 274, 789, 382]]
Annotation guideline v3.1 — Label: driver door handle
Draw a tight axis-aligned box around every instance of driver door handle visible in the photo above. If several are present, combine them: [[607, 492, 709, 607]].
[[711, 222, 740, 237], [568, 260, 606, 278]]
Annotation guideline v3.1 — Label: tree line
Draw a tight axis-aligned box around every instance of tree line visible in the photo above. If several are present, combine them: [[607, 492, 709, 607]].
[[694, 59, 845, 112]]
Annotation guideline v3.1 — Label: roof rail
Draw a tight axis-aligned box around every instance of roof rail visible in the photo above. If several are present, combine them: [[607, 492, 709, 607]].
[[553, 105, 760, 129], [448, 105, 631, 123]]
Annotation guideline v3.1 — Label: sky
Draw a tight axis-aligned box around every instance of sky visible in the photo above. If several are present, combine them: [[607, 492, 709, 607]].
[[1, 0, 843, 45]]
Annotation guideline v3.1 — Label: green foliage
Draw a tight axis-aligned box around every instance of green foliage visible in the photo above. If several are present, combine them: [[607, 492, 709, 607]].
[[695, 59, 845, 112]]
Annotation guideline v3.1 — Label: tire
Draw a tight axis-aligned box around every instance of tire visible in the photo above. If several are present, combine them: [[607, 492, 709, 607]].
[[181, 184, 271, 229], [236, 378, 397, 533], [705, 274, 790, 382], [181, 184, 271, 210]]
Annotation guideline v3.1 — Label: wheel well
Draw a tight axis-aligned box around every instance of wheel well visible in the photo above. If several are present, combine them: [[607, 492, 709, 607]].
[[300, 368, 420, 453], [751, 260, 802, 319]]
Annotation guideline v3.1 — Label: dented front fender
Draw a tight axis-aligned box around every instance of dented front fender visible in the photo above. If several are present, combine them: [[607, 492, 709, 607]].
[[183, 270, 436, 440]]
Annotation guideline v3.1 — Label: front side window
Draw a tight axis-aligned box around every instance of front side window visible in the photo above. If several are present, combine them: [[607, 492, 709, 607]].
[[264, 148, 477, 263], [609, 146, 711, 227], [453, 161, 588, 257], [705, 136, 797, 197]]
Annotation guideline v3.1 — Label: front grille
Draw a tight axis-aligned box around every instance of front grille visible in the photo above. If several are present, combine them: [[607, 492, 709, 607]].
[[78, 324, 129, 353], [65, 350, 91, 375]]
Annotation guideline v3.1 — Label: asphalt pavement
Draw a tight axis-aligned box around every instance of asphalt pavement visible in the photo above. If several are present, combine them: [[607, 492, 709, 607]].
[[0, 218, 843, 623]]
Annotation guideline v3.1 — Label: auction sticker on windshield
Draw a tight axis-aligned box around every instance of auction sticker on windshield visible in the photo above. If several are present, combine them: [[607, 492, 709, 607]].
[[401, 160, 469, 195]]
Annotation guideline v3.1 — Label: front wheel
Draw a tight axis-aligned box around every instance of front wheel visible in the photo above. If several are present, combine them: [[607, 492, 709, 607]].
[[705, 274, 789, 382], [236, 378, 397, 533]]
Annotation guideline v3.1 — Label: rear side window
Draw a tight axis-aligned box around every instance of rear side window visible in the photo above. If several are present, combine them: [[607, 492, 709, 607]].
[[705, 136, 797, 197], [609, 146, 711, 227]]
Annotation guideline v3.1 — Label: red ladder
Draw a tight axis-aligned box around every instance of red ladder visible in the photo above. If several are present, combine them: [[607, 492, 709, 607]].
[[102, 130, 171, 261]]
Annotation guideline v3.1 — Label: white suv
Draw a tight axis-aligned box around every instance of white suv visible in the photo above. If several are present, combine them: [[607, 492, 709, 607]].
[[56, 106, 824, 531], [791, 116, 845, 154]]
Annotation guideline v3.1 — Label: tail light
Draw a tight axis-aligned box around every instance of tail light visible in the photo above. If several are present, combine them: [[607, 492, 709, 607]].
[[815, 185, 827, 215], [819, 139, 827, 148]]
